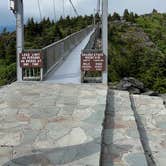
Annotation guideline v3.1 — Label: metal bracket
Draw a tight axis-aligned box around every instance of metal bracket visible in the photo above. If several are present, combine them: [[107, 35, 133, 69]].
[[10, 0, 17, 13]]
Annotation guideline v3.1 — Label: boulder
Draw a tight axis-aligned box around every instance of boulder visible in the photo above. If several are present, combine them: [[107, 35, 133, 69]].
[[115, 77, 145, 94], [109, 77, 161, 96], [142, 91, 159, 96]]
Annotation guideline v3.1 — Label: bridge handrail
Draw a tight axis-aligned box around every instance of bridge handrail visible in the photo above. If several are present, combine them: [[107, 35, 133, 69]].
[[83, 25, 101, 50], [42, 25, 94, 79], [42, 25, 93, 50]]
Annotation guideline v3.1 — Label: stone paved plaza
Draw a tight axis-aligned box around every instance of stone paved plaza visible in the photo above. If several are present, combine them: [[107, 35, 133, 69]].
[[0, 82, 107, 166], [0, 83, 166, 166]]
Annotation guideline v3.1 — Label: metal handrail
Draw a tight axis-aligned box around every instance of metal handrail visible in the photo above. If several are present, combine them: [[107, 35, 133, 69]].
[[42, 25, 94, 79], [83, 25, 101, 50]]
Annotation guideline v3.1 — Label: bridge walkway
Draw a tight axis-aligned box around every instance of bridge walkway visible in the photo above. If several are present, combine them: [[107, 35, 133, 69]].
[[45, 31, 94, 83]]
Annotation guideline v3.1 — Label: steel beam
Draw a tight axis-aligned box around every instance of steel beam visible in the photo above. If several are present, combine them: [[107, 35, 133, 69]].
[[102, 0, 108, 83], [16, 0, 24, 81]]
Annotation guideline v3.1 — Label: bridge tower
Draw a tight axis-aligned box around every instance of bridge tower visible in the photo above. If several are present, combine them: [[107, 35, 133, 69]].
[[10, 0, 24, 81], [102, 0, 108, 83]]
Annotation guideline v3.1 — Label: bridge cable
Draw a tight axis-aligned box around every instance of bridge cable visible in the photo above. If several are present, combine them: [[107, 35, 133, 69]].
[[53, 0, 56, 21], [62, 0, 65, 18], [68, 0, 79, 17], [97, 0, 101, 13], [37, 0, 42, 21]]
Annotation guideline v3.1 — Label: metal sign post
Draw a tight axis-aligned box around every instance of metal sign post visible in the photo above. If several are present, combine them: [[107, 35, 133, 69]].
[[16, 0, 24, 81], [10, 0, 24, 81], [102, 0, 108, 84]]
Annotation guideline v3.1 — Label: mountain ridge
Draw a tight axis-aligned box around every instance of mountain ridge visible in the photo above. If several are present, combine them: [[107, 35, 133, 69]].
[[0, 25, 15, 33]]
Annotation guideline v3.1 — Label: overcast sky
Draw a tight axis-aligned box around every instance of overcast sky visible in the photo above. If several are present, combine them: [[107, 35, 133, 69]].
[[0, 0, 166, 26]]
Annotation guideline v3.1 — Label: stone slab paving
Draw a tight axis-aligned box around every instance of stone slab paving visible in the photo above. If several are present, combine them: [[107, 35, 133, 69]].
[[0, 82, 107, 166], [133, 94, 166, 166], [101, 90, 147, 166]]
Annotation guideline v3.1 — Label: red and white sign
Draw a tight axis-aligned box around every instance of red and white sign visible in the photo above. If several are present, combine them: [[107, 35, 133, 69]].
[[81, 52, 105, 71], [20, 52, 43, 68]]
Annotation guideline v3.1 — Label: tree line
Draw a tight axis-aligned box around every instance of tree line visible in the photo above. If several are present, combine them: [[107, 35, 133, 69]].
[[0, 10, 165, 93]]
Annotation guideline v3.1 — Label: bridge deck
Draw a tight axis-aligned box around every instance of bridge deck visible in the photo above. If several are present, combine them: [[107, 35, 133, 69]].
[[46, 31, 94, 83]]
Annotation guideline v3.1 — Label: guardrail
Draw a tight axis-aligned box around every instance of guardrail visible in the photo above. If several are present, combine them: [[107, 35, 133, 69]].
[[42, 25, 94, 79], [84, 25, 100, 50]]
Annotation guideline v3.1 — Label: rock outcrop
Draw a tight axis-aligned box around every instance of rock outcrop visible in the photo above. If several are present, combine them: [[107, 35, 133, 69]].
[[109, 77, 145, 94], [109, 77, 159, 96]]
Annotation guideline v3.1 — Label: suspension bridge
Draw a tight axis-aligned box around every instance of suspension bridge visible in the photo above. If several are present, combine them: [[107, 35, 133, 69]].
[[0, 0, 165, 166], [10, 0, 107, 84]]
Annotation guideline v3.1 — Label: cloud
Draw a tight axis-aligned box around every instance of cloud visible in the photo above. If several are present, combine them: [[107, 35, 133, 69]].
[[0, 0, 166, 26]]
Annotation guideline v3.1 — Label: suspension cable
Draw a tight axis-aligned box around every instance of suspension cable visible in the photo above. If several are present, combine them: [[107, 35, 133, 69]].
[[97, 0, 101, 13], [37, 0, 42, 21], [53, 0, 56, 21], [69, 0, 79, 16], [62, 0, 65, 18]]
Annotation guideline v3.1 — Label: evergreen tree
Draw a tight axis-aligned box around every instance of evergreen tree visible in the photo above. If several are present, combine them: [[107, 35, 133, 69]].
[[129, 12, 135, 23], [0, 39, 5, 58], [112, 12, 121, 21], [5, 39, 16, 63], [152, 9, 158, 14], [123, 9, 130, 21]]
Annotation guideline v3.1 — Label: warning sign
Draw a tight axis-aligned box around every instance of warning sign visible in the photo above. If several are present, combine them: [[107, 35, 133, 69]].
[[81, 52, 105, 71], [20, 52, 43, 68]]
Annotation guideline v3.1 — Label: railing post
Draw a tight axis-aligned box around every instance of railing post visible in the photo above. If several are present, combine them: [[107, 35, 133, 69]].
[[40, 68, 43, 81], [61, 42, 65, 59]]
